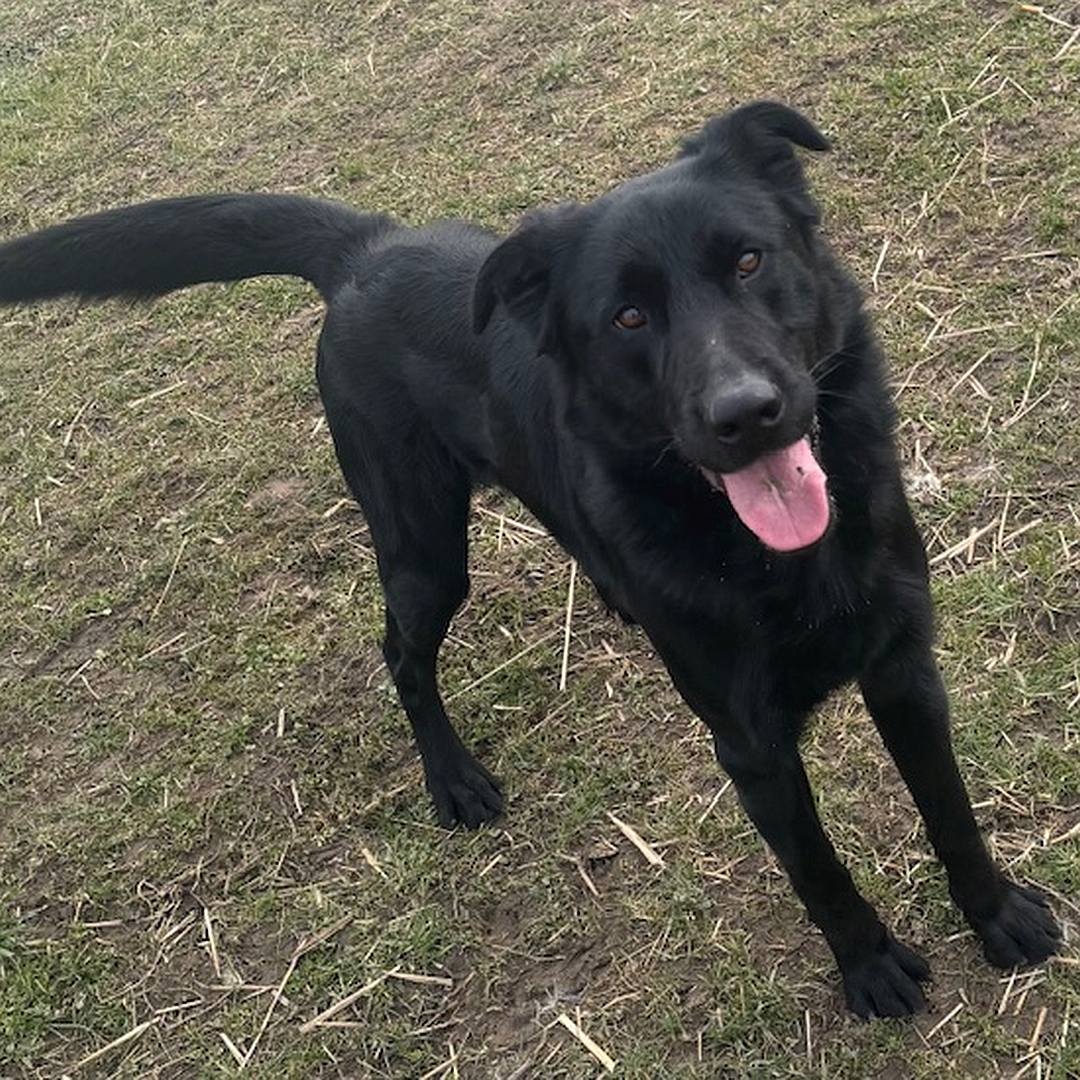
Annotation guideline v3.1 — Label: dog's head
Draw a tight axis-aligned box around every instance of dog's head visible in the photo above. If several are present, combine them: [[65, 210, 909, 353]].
[[473, 102, 847, 552]]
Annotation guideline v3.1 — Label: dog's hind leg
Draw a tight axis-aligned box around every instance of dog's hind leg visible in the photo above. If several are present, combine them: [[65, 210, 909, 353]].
[[381, 561, 504, 830], [321, 389, 502, 829]]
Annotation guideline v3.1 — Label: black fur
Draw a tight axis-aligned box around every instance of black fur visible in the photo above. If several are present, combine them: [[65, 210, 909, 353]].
[[0, 101, 1059, 1017]]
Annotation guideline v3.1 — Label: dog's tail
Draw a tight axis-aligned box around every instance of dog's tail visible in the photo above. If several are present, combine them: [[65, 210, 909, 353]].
[[0, 194, 395, 305]]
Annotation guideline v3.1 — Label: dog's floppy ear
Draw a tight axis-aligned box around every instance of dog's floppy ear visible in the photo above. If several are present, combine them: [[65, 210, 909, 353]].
[[472, 204, 581, 339], [682, 100, 830, 159], [680, 101, 830, 216]]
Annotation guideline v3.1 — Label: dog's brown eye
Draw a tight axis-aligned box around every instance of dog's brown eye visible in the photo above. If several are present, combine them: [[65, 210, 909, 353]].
[[736, 250, 762, 278], [613, 305, 647, 330]]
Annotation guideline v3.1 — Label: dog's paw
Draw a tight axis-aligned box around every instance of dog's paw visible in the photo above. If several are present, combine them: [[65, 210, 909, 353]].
[[426, 754, 503, 829], [841, 935, 931, 1019], [970, 882, 1061, 969]]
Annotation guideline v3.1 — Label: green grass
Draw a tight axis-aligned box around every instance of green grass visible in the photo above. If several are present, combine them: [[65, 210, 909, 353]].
[[0, 1, 1077, 1076]]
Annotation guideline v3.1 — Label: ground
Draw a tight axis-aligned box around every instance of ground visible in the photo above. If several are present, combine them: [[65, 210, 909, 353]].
[[0, 1, 1077, 1077]]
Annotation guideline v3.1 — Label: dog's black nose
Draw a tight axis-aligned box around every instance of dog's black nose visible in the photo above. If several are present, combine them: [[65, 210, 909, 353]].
[[708, 378, 784, 446]]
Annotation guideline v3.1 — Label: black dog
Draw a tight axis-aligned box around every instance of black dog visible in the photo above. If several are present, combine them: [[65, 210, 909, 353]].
[[0, 102, 1060, 1017]]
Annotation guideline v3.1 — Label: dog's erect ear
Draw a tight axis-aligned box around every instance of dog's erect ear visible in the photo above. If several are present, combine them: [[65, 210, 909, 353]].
[[472, 204, 582, 339], [680, 101, 830, 205]]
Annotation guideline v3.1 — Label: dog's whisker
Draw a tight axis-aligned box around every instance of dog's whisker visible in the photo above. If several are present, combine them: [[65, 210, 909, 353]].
[[649, 441, 679, 470], [810, 350, 859, 382], [815, 388, 860, 405]]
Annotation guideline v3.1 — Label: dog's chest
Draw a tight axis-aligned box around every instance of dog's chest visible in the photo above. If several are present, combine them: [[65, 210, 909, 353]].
[[759, 570, 876, 706]]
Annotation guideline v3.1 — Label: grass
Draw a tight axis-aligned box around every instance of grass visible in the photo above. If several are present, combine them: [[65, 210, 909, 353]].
[[0, 0, 1078, 1075]]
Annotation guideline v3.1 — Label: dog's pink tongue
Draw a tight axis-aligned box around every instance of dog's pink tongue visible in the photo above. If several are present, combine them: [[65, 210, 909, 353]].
[[716, 438, 830, 552]]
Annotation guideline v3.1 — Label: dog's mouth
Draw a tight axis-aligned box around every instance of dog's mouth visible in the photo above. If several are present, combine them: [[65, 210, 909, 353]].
[[701, 435, 830, 553]]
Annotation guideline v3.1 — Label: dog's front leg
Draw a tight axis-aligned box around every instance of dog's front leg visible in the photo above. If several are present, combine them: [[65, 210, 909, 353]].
[[718, 737, 932, 1017], [859, 642, 1061, 970], [647, 629, 930, 1016]]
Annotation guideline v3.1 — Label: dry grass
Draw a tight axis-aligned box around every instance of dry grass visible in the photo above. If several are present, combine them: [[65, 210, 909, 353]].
[[0, 1, 1077, 1077]]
